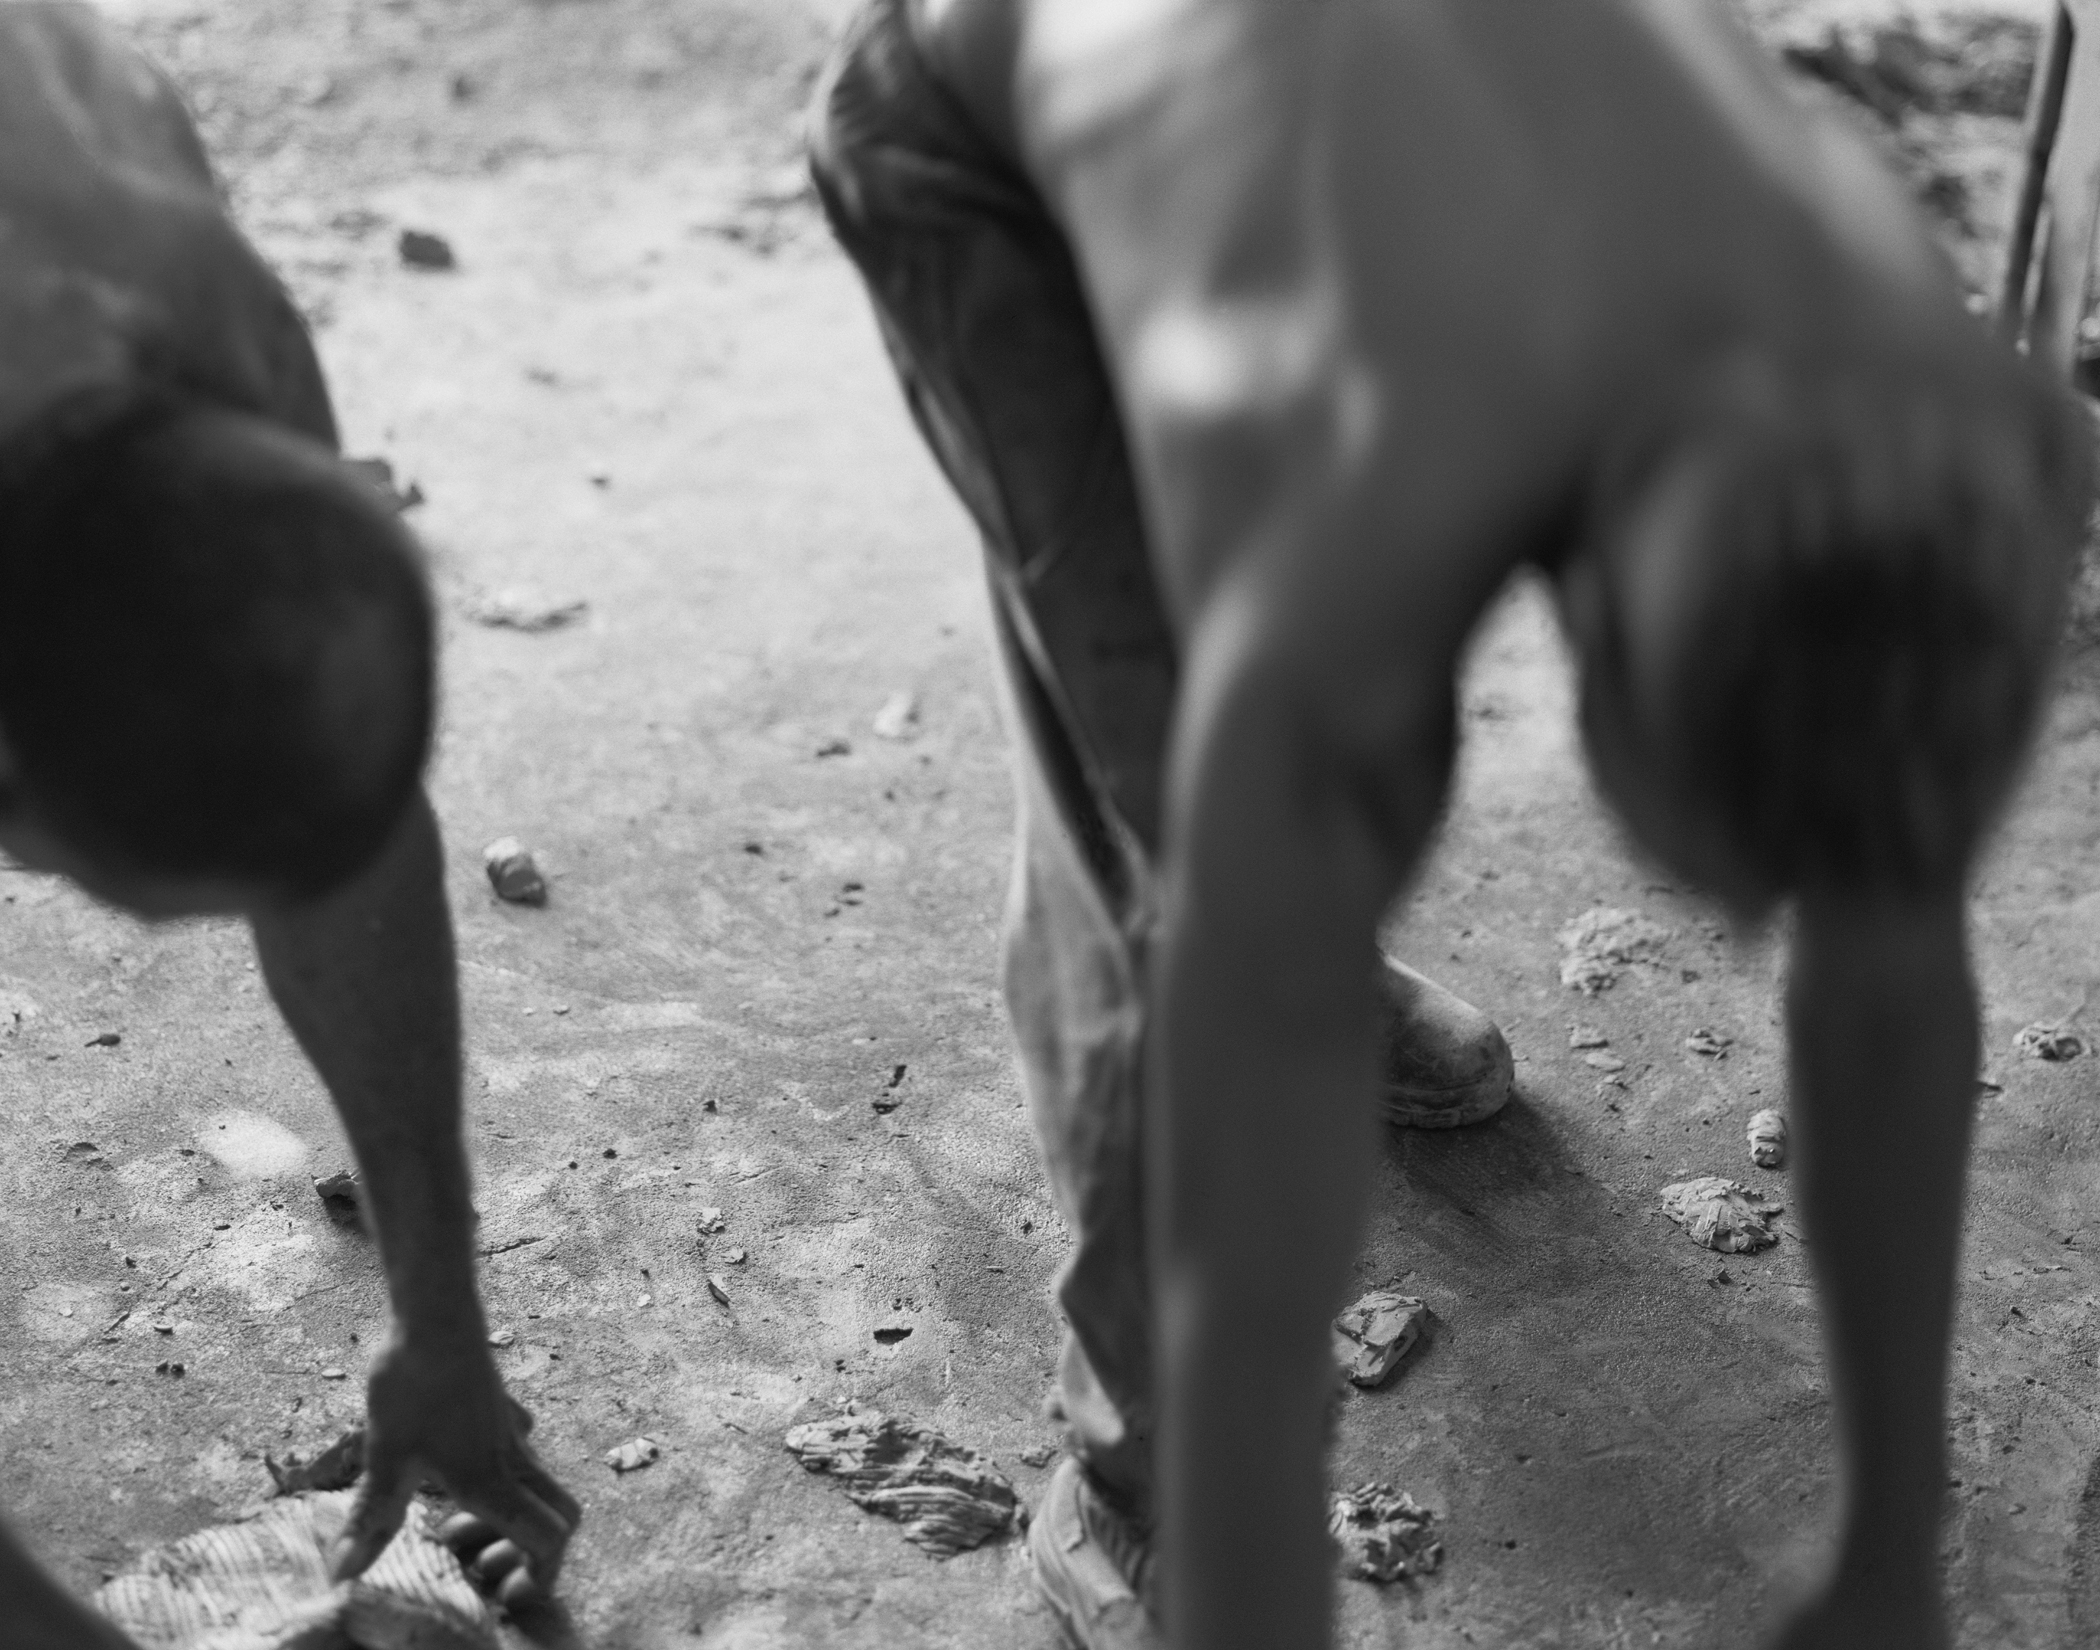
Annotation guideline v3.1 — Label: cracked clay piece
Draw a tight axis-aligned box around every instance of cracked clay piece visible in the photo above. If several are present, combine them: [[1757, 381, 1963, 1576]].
[[1658, 1176, 1782, 1253], [784, 1411, 1017, 1556], [2014, 1022, 2083, 1062], [1558, 908, 1669, 994], [94, 1490, 495, 1650], [1747, 1109, 1787, 1170], [1332, 1290, 1430, 1388], [1329, 1483, 1442, 1583]]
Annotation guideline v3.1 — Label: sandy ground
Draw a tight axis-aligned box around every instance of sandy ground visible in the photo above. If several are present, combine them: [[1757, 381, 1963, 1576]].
[[5, 2, 2100, 1646]]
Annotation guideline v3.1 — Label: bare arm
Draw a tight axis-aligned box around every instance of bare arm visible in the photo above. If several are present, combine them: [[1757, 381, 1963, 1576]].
[[250, 790, 578, 1591]]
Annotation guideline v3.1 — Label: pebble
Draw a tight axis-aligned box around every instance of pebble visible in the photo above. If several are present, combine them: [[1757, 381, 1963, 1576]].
[[398, 229, 456, 270], [605, 1437, 660, 1474], [482, 839, 548, 906], [1747, 1109, 1787, 1169]]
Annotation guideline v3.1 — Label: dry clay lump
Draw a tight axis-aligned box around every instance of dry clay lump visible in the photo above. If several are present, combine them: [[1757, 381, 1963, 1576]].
[[1659, 1176, 1783, 1254], [784, 1411, 1017, 1556], [95, 1489, 495, 1650], [1559, 908, 1669, 994], [1333, 1290, 1430, 1388], [1329, 1483, 1442, 1583], [482, 838, 547, 906], [1747, 1109, 1788, 1170]]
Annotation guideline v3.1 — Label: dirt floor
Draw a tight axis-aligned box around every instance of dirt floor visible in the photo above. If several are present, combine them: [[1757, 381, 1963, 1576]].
[[5, 1, 2100, 1646]]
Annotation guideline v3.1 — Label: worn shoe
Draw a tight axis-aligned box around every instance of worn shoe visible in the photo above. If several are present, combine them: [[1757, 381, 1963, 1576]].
[[1030, 1459, 1161, 1650], [1378, 957, 1513, 1129]]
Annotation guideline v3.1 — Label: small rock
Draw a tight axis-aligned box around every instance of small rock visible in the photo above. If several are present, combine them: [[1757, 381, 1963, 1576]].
[[462, 589, 588, 633], [211, 1221, 232, 1231], [1684, 1028, 1733, 1059], [398, 229, 456, 270], [1581, 1051, 1626, 1073], [63, 1141, 109, 1167], [312, 1169, 362, 1228], [1658, 1177, 1782, 1254], [1568, 1025, 1610, 1050], [726, 1248, 749, 1265], [264, 1427, 365, 1496], [1747, 1109, 1788, 1170], [483, 838, 548, 906], [1017, 1443, 1058, 1469], [84, 1032, 121, 1049], [319, 1367, 348, 1381], [874, 1325, 914, 1346], [872, 691, 920, 741], [696, 1207, 728, 1236], [784, 1412, 1017, 1556], [706, 1274, 731, 1306], [1332, 1290, 1430, 1388], [487, 1329, 516, 1349], [2014, 1022, 2083, 1062], [605, 1437, 660, 1474], [154, 1360, 185, 1377], [815, 738, 853, 759], [1558, 908, 1669, 994], [1329, 1483, 1442, 1583]]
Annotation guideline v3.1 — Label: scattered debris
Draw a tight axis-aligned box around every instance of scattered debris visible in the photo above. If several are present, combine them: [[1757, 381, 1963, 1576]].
[[487, 1329, 516, 1349], [1017, 1443, 1058, 1469], [265, 1427, 366, 1496], [345, 456, 425, 513], [475, 1233, 545, 1258], [815, 737, 853, 759], [483, 839, 548, 906], [1658, 1177, 1783, 1254], [1568, 1025, 1610, 1050], [84, 1031, 121, 1048], [1328, 1483, 1442, 1583], [725, 1248, 749, 1265], [1558, 908, 1669, 994], [398, 228, 457, 270], [706, 1274, 731, 1306], [784, 1412, 1018, 1556], [1332, 1291, 1430, 1389], [155, 1361, 185, 1377], [1747, 1109, 1788, 1170], [462, 589, 588, 633], [1779, 16, 2038, 125], [874, 1325, 914, 1346], [1684, 1028, 1733, 1059], [2014, 1022, 2083, 1063], [872, 691, 921, 741], [696, 1207, 728, 1235], [605, 1437, 660, 1474], [96, 1490, 497, 1650], [63, 1141, 108, 1167], [313, 1168, 363, 1228], [1582, 1051, 1626, 1074], [873, 1063, 909, 1115]]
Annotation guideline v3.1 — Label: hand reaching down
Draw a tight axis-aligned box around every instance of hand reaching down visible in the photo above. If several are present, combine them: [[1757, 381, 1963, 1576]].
[[328, 1333, 580, 1608]]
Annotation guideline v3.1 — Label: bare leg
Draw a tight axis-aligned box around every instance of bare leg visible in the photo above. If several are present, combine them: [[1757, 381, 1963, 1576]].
[[1772, 892, 1975, 1650], [0, 1517, 139, 1650]]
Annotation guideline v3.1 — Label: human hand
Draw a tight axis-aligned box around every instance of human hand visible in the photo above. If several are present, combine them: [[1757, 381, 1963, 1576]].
[[329, 1331, 580, 1607]]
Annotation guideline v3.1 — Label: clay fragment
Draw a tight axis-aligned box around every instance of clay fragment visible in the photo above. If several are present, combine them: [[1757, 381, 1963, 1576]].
[[265, 1427, 365, 1496], [1017, 1443, 1058, 1469], [1684, 1028, 1733, 1059], [85, 1031, 122, 1048], [2014, 1022, 2083, 1062], [1558, 909, 1669, 994], [1329, 1483, 1442, 1583], [1582, 1051, 1626, 1073], [606, 1437, 660, 1474], [486, 1329, 516, 1349], [1332, 1290, 1430, 1388], [1658, 1177, 1782, 1254], [398, 228, 457, 270], [462, 589, 587, 633], [482, 839, 548, 906], [1568, 1025, 1609, 1050], [706, 1274, 731, 1306], [1747, 1109, 1788, 1170], [872, 691, 920, 740], [784, 1411, 1017, 1556], [64, 1141, 109, 1167], [95, 1489, 496, 1650], [344, 455, 424, 512], [696, 1207, 728, 1235], [312, 1169, 362, 1229]]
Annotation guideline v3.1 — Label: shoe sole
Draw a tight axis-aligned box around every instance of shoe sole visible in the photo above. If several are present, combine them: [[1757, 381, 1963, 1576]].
[[1381, 1063, 1514, 1130]]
